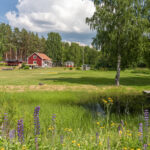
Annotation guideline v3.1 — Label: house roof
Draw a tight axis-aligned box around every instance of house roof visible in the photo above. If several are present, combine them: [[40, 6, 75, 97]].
[[36, 53, 51, 60]]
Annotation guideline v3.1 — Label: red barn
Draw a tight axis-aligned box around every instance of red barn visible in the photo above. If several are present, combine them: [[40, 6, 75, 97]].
[[27, 52, 52, 67]]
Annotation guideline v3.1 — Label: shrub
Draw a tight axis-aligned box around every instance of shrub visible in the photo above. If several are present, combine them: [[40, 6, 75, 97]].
[[23, 66, 29, 70], [76, 67, 81, 70], [69, 67, 73, 70], [21, 63, 26, 68]]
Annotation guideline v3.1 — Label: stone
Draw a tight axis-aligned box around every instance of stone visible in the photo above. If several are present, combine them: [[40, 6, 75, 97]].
[[39, 83, 44, 86]]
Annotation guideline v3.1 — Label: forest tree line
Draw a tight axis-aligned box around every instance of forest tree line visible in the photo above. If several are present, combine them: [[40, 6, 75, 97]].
[[0, 23, 149, 68]]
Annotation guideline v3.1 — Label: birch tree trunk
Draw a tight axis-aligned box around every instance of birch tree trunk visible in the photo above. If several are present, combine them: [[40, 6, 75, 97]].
[[115, 54, 121, 86]]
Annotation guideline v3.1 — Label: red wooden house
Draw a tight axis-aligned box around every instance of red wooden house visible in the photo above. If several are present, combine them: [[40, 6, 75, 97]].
[[27, 52, 52, 67]]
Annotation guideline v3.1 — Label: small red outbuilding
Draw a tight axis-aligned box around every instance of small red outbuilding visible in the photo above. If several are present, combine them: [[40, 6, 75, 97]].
[[27, 52, 52, 67]]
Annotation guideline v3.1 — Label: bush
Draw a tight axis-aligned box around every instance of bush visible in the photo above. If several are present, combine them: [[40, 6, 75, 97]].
[[69, 67, 73, 70], [23, 66, 29, 70], [76, 67, 81, 70], [21, 63, 26, 68]]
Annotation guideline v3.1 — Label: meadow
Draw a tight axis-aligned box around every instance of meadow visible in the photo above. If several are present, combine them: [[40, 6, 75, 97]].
[[0, 67, 150, 150]]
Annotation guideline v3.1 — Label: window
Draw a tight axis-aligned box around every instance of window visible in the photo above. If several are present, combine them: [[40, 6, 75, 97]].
[[33, 55, 37, 59], [33, 61, 37, 64]]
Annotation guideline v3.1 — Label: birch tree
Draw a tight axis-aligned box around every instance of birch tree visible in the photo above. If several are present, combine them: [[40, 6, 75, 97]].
[[86, 0, 149, 86]]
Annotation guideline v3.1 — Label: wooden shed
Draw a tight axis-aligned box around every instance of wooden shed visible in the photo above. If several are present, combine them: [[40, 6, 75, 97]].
[[65, 61, 74, 67], [5, 60, 23, 66]]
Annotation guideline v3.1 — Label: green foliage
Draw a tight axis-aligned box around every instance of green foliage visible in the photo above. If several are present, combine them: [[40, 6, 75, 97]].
[[0, 23, 100, 68], [0, 68, 149, 148], [84, 46, 99, 66], [21, 63, 26, 68], [62, 43, 99, 67], [0, 24, 47, 61], [143, 38, 150, 68], [86, 0, 150, 84], [0, 91, 149, 149], [46, 32, 62, 66], [0, 68, 150, 91], [23, 66, 29, 70], [76, 67, 81, 70]]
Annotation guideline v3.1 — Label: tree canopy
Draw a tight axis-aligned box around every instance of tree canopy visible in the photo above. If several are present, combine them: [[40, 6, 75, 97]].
[[0, 23, 99, 67], [86, 0, 150, 85]]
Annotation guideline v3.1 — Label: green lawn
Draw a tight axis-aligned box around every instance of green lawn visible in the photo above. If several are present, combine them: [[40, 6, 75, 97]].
[[0, 67, 150, 91]]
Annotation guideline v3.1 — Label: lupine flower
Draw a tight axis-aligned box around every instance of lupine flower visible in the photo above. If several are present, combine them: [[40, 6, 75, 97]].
[[144, 109, 149, 128], [118, 125, 123, 136], [17, 119, 24, 144], [52, 114, 56, 122], [51, 114, 56, 126], [96, 132, 99, 144], [144, 144, 148, 150], [121, 120, 124, 127], [138, 123, 143, 141], [144, 109, 149, 143], [60, 135, 64, 144], [34, 106, 40, 150], [9, 129, 15, 141], [34, 106, 40, 136], [2, 113, 8, 137], [51, 114, 56, 136]]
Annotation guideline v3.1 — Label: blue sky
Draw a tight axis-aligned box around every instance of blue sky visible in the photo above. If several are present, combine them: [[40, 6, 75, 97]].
[[0, 0, 96, 45], [0, 0, 18, 23]]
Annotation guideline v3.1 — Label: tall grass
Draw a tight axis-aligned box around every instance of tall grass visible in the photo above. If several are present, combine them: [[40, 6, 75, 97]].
[[0, 91, 149, 149]]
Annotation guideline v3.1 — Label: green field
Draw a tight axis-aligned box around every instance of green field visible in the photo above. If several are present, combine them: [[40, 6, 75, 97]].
[[0, 68, 150, 149], [0, 67, 150, 90]]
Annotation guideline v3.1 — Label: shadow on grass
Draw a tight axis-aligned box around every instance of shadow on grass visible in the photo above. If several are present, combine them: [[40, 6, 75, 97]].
[[41, 76, 150, 86]]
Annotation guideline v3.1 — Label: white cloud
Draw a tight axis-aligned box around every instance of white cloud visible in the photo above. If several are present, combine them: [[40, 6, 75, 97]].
[[6, 0, 95, 33]]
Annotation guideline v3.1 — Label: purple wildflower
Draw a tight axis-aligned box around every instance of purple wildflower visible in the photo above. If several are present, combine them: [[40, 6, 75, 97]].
[[2, 113, 8, 137], [96, 132, 99, 144], [17, 119, 24, 144], [144, 109, 149, 143], [9, 129, 15, 141], [60, 135, 64, 144], [118, 125, 123, 136], [121, 120, 124, 127], [138, 123, 143, 141], [144, 109, 149, 128], [34, 106, 40, 136], [51, 114, 56, 136], [52, 114, 56, 122], [144, 144, 148, 150], [34, 106, 40, 150]]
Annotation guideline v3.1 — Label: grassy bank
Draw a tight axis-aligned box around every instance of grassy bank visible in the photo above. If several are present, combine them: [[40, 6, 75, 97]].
[[0, 91, 149, 149]]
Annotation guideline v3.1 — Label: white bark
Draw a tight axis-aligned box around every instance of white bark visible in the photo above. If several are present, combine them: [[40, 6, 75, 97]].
[[115, 54, 121, 86]]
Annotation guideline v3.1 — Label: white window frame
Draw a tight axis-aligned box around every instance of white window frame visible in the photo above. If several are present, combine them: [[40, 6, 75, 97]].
[[33, 61, 37, 64], [33, 55, 37, 59]]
